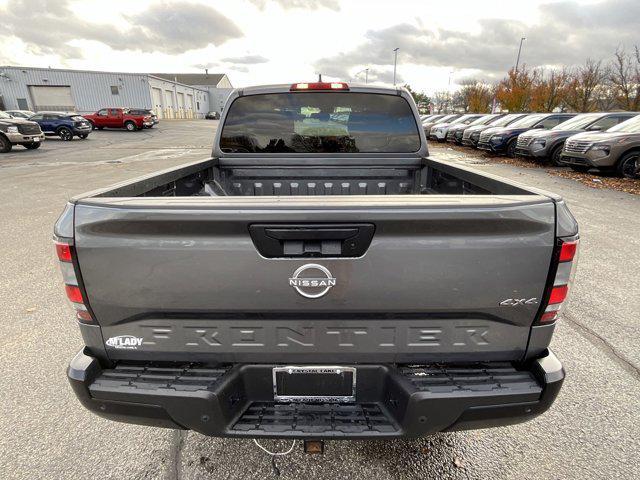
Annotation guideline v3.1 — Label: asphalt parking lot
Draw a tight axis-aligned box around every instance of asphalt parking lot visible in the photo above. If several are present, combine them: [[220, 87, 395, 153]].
[[0, 120, 638, 480]]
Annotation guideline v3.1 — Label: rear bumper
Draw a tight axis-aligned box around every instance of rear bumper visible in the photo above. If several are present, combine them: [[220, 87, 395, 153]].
[[67, 348, 565, 439]]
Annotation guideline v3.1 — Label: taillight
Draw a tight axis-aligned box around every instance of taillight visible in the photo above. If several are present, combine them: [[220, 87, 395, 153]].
[[290, 82, 349, 91], [538, 237, 579, 324], [54, 239, 94, 323], [55, 242, 72, 262]]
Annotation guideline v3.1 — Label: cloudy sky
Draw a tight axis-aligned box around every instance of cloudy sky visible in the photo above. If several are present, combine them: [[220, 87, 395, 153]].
[[0, 0, 638, 94]]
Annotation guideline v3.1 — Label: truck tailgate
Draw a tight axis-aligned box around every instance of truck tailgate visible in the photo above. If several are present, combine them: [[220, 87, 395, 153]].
[[74, 195, 555, 363]]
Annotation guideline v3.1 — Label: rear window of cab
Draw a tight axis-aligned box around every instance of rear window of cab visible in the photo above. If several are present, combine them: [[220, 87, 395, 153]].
[[220, 92, 421, 154]]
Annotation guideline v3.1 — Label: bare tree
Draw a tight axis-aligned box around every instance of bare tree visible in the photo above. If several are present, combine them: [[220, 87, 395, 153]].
[[608, 47, 640, 110], [594, 83, 618, 111], [564, 59, 606, 112], [432, 90, 452, 113]]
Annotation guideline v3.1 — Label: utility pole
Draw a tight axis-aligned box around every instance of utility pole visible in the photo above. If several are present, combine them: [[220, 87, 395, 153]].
[[515, 37, 526, 72], [393, 48, 399, 85]]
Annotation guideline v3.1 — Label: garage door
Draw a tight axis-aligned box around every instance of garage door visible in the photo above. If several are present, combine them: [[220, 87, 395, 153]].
[[177, 92, 185, 119], [152, 88, 163, 119], [29, 86, 75, 111], [164, 90, 174, 119], [186, 94, 194, 118]]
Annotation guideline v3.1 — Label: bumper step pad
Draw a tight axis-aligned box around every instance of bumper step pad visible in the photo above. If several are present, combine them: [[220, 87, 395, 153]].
[[90, 364, 228, 395], [400, 363, 540, 396], [233, 402, 397, 435]]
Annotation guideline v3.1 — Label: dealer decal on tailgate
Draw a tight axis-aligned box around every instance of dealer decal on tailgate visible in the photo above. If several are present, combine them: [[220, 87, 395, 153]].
[[105, 335, 144, 349]]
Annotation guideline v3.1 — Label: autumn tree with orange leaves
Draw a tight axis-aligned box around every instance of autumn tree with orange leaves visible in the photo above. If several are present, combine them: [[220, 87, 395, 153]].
[[530, 68, 570, 112], [453, 79, 496, 113], [495, 67, 538, 112]]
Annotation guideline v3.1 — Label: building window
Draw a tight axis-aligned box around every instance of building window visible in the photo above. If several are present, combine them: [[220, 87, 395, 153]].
[[196, 101, 200, 109], [110, 86, 119, 95]]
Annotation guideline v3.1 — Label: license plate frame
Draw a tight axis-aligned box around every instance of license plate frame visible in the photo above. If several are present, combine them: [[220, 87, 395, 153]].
[[273, 366, 356, 403]]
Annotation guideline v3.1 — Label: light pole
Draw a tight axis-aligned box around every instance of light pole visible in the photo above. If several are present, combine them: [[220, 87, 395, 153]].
[[393, 48, 399, 85], [515, 37, 526, 72], [355, 68, 370, 84], [448, 70, 454, 113]]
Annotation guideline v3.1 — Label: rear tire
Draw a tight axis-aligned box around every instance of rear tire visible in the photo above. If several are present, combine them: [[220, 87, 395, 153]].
[[79, 134, 89, 139], [124, 121, 137, 131], [58, 127, 73, 141], [617, 151, 640, 179], [0, 135, 12, 153], [550, 144, 565, 166], [97, 126, 104, 130], [23, 142, 41, 149], [506, 139, 517, 157]]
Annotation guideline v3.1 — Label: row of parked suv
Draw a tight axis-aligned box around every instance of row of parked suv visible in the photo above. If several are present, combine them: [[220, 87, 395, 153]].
[[421, 111, 640, 179], [0, 107, 158, 153]]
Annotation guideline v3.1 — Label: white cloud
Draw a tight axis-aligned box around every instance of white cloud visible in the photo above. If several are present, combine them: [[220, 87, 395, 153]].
[[0, 0, 635, 93]]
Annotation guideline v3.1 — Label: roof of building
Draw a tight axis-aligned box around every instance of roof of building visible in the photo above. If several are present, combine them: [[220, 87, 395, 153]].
[[0, 66, 222, 91], [151, 73, 227, 87]]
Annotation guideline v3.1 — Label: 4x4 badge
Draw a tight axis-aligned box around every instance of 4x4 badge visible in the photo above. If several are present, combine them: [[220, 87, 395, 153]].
[[288, 264, 336, 299], [499, 298, 538, 306]]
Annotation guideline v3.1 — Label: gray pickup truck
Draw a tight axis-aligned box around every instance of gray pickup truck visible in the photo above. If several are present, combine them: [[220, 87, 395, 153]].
[[59, 82, 578, 440]]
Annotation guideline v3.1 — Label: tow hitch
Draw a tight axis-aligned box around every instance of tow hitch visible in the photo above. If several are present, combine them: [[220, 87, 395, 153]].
[[303, 439, 325, 454]]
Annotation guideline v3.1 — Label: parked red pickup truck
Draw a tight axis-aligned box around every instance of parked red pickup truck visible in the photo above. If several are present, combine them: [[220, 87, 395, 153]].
[[83, 108, 153, 131]]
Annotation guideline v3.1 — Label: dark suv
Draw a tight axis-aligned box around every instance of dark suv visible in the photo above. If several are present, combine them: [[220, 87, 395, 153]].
[[462, 113, 528, 148], [515, 112, 637, 165], [478, 113, 575, 157], [447, 113, 505, 144], [30, 112, 92, 140]]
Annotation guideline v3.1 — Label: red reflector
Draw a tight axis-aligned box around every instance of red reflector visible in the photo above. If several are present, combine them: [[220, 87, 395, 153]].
[[55, 242, 72, 262], [65, 285, 84, 303], [559, 240, 578, 262], [76, 310, 93, 322], [549, 285, 569, 304], [290, 82, 349, 91], [540, 311, 558, 323]]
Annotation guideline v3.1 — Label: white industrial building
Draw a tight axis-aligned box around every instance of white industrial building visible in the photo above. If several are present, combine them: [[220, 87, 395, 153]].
[[0, 66, 233, 119], [151, 72, 234, 115]]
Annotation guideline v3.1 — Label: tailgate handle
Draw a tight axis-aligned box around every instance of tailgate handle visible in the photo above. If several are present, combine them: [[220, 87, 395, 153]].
[[249, 224, 375, 258]]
